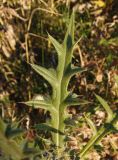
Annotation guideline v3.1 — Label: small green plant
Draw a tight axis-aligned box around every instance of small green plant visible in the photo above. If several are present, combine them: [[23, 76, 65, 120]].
[[25, 12, 87, 148]]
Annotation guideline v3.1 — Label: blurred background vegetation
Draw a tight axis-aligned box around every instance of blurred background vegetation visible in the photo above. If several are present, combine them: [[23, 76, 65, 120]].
[[0, 0, 118, 159]]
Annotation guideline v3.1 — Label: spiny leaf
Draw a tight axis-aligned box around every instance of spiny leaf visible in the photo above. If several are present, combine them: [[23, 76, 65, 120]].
[[64, 11, 75, 44], [30, 63, 57, 87], [63, 12, 75, 69], [65, 99, 89, 106], [34, 123, 64, 135], [70, 66, 86, 75], [65, 65, 86, 78], [64, 93, 89, 107], [95, 94, 113, 122], [48, 33, 63, 56], [24, 100, 56, 112]]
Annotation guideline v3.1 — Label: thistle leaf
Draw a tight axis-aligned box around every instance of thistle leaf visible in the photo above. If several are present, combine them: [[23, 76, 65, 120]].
[[35, 123, 64, 135], [66, 99, 89, 106], [65, 65, 86, 78], [70, 66, 86, 76], [48, 34, 63, 56], [24, 100, 56, 112], [64, 93, 89, 107], [64, 11, 75, 45], [95, 94, 113, 122], [30, 63, 57, 87]]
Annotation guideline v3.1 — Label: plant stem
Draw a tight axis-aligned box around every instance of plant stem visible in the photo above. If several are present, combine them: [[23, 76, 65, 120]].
[[79, 114, 118, 159]]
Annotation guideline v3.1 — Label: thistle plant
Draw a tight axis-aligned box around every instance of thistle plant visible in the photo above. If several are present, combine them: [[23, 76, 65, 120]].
[[25, 12, 87, 148], [24, 12, 118, 159]]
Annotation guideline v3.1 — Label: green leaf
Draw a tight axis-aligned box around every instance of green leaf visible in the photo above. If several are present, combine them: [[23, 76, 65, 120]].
[[65, 65, 86, 78], [79, 127, 109, 159], [62, 12, 75, 70], [64, 11, 75, 45], [66, 34, 73, 50], [95, 94, 113, 122], [24, 100, 56, 112], [70, 66, 86, 75], [34, 123, 64, 135], [84, 114, 97, 136], [30, 63, 57, 87], [64, 93, 89, 107], [48, 33, 63, 56]]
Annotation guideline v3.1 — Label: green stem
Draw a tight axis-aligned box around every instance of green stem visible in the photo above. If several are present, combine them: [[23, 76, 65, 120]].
[[79, 114, 118, 159], [79, 127, 110, 159], [51, 47, 68, 147]]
